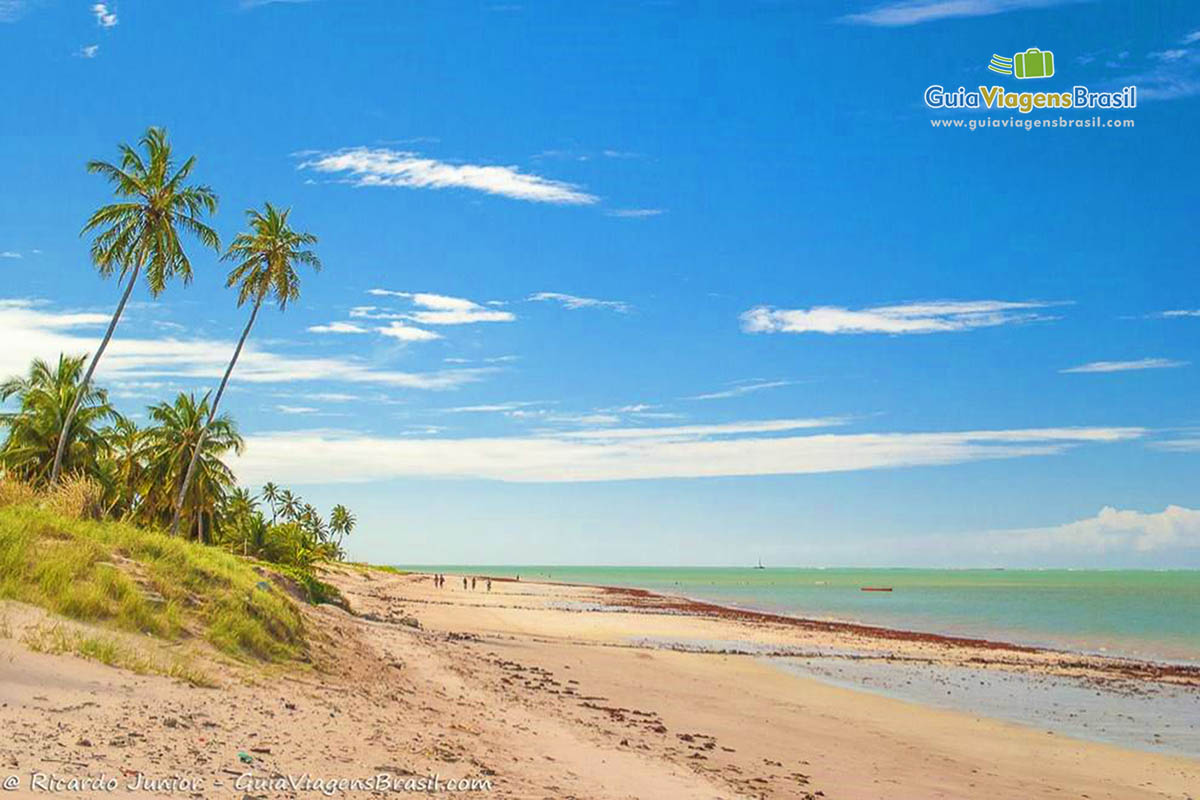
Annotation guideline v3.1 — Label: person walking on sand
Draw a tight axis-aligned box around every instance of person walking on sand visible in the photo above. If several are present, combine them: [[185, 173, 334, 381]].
[[487, 578, 492, 592], [462, 576, 467, 590], [471, 576, 476, 591]]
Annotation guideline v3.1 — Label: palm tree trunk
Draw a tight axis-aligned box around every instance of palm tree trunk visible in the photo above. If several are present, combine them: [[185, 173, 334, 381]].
[[50, 260, 142, 485], [170, 296, 262, 536]]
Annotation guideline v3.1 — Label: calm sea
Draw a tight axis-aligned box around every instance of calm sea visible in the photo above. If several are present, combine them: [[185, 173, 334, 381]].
[[411, 566, 1200, 664]]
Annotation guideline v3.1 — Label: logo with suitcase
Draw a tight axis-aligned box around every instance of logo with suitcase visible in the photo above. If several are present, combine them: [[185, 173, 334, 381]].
[[988, 48, 1055, 79]]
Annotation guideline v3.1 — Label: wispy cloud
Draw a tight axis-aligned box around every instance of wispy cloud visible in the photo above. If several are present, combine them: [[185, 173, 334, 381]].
[[558, 417, 849, 441], [1060, 358, 1188, 374], [298, 147, 598, 205], [275, 405, 319, 415], [741, 300, 1061, 336], [688, 379, 798, 401], [75, 44, 100, 58], [231, 424, 1143, 484], [362, 290, 516, 325], [1114, 31, 1200, 101], [606, 208, 665, 218], [0, 298, 488, 391], [0, 251, 22, 259], [0, 1, 26, 23], [91, 3, 117, 27], [1155, 309, 1200, 318], [841, 0, 1077, 26], [528, 292, 632, 313], [307, 321, 368, 334]]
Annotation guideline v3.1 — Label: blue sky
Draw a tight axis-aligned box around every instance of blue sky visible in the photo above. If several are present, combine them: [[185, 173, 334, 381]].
[[2, 0, 1199, 566]]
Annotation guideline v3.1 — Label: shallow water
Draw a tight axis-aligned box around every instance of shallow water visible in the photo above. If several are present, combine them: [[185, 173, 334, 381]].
[[415, 566, 1200, 663]]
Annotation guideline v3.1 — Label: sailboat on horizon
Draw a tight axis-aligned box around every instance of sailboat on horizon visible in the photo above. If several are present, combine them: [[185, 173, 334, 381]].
[[753, 557, 765, 570]]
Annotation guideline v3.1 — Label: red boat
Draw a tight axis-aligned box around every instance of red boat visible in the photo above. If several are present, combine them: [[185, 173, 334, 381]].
[[860, 587, 893, 592]]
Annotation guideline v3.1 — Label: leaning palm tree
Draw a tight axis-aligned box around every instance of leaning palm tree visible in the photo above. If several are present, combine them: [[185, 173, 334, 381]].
[[170, 203, 319, 534], [330, 504, 356, 548], [1, 355, 115, 485], [144, 392, 242, 541], [50, 127, 219, 484]]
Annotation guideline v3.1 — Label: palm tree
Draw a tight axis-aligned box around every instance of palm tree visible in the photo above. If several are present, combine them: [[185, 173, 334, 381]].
[[330, 504, 356, 548], [260, 481, 281, 524], [103, 413, 148, 517], [144, 392, 242, 541], [51, 127, 219, 484], [170, 203, 319, 534], [278, 489, 301, 523], [1, 355, 115, 485]]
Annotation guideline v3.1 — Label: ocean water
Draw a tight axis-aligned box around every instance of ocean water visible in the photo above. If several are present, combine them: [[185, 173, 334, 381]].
[[413, 566, 1200, 664]]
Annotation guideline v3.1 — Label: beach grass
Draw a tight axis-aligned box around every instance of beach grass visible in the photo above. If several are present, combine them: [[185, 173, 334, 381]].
[[0, 503, 306, 663]]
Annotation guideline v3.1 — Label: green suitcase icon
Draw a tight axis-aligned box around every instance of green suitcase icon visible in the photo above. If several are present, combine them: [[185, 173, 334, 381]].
[[1014, 47, 1054, 79]]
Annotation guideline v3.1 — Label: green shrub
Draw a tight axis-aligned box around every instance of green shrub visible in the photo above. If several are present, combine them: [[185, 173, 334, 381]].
[[0, 504, 304, 662]]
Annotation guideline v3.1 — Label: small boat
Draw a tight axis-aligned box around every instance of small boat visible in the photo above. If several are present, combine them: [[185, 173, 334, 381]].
[[860, 586, 893, 592], [753, 557, 765, 570]]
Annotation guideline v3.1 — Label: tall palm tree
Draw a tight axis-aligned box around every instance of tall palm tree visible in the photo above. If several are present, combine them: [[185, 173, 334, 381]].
[[51, 127, 219, 484], [144, 392, 242, 541], [260, 481, 281, 524], [330, 504, 356, 548], [1, 355, 115, 485], [170, 203, 319, 535]]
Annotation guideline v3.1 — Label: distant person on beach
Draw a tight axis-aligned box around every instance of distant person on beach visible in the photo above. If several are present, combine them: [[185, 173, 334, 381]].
[[462, 576, 468, 590], [471, 576, 476, 591], [486, 579, 492, 592]]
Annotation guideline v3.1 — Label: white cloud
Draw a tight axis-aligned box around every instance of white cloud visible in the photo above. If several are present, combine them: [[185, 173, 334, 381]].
[[275, 405, 319, 415], [528, 292, 632, 313], [0, 298, 488, 391], [230, 423, 1143, 485], [91, 3, 117, 27], [741, 300, 1061, 335], [298, 147, 598, 205], [1156, 309, 1200, 318], [0, 251, 21, 259], [377, 321, 442, 341], [1117, 45, 1200, 101], [1151, 49, 1189, 62], [842, 0, 1074, 26], [1186, 31, 1200, 45], [606, 208, 665, 218], [989, 506, 1200, 554], [307, 321, 368, 334], [361, 291, 516, 325], [75, 44, 100, 58], [0, 1, 27, 23], [1060, 358, 1188, 374], [445, 401, 547, 414], [688, 379, 797, 401]]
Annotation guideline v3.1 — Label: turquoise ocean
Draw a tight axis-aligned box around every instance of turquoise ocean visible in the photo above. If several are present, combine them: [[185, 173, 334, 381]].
[[411, 566, 1200, 664]]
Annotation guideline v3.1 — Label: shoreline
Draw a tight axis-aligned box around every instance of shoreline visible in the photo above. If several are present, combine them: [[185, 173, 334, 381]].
[[439, 570, 1200, 683]]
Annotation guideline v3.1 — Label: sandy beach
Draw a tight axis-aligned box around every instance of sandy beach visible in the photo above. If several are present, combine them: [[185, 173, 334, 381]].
[[2, 566, 1198, 799]]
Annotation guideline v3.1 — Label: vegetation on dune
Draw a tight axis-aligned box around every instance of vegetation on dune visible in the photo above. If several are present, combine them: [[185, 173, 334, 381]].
[[0, 501, 303, 662], [0, 125, 364, 676]]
